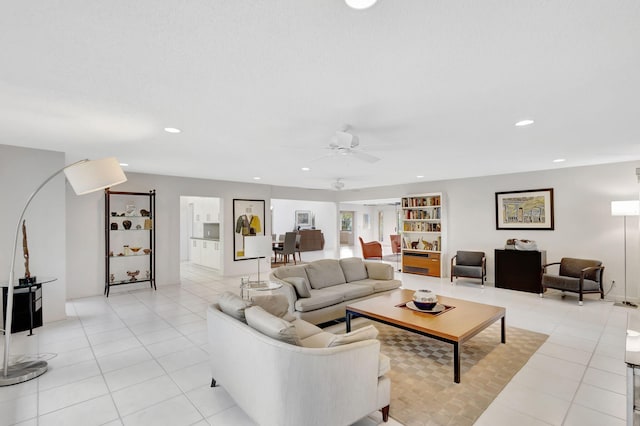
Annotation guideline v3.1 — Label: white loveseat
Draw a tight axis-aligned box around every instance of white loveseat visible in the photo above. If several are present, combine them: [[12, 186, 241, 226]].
[[207, 293, 390, 426], [269, 257, 402, 324]]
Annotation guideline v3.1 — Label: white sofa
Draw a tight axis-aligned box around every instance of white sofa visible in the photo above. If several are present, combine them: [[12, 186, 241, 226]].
[[269, 257, 402, 324], [207, 294, 390, 426]]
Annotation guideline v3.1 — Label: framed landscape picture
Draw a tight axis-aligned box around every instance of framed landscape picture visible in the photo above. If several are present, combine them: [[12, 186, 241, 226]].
[[295, 210, 311, 229], [495, 188, 554, 230], [233, 199, 266, 260]]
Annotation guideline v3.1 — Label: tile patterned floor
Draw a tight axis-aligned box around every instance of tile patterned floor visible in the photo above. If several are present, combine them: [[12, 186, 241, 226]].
[[0, 248, 630, 425]]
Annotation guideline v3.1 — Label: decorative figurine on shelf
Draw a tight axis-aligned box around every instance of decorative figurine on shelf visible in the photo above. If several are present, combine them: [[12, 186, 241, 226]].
[[136, 224, 142, 230], [143, 248, 151, 255], [125, 204, 136, 216], [109, 250, 114, 257], [126, 270, 140, 282], [19, 220, 36, 285], [122, 220, 132, 230], [124, 245, 131, 256], [110, 222, 118, 230], [110, 274, 115, 283], [410, 240, 420, 250], [140, 209, 150, 217]]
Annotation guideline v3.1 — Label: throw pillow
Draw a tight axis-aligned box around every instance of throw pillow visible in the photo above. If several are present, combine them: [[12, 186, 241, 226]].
[[326, 325, 379, 347], [245, 306, 301, 346], [218, 291, 252, 323], [250, 294, 290, 318], [283, 277, 312, 298]]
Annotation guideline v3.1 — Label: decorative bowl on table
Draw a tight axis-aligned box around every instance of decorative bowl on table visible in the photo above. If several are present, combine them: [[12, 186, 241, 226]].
[[412, 289, 438, 310]]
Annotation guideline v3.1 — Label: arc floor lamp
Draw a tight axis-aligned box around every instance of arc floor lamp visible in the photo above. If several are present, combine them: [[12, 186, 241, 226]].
[[611, 200, 640, 309], [1, 157, 127, 386]]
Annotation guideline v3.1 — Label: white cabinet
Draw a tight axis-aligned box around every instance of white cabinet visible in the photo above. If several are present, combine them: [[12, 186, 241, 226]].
[[191, 239, 202, 265], [202, 240, 220, 269], [191, 239, 220, 270]]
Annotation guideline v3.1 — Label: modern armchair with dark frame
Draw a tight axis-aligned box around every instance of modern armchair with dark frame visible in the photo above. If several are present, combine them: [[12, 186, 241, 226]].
[[450, 251, 486, 287], [540, 257, 604, 305]]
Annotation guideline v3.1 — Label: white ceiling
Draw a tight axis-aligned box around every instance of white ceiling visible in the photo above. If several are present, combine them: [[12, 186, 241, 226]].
[[2, 1, 639, 190]]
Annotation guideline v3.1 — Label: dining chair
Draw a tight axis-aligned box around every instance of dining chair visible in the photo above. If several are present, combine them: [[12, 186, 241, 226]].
[[274, 232, 297, 265]]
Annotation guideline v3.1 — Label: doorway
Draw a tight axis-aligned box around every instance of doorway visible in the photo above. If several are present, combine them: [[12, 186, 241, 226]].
[[179, 196, 223, 281], [340, 211, 355, 245]]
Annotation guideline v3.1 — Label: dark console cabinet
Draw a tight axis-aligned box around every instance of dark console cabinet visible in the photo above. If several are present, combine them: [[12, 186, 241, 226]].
[[494, 249, 547, 293], [2, 284, 43, 334]]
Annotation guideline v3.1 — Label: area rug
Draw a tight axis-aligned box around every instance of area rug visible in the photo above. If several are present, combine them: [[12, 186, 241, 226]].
[[330, 320, 547, 426]]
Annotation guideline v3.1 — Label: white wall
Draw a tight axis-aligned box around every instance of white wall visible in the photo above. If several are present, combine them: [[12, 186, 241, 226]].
[[8, 144, 639, 304], [337, 162, 640, 302], [271, 199, 338, 250], [0, 145, 67, 323]]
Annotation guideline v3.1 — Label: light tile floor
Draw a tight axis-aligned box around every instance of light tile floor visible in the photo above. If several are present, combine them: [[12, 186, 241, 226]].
[[0, 248, 630, 425]]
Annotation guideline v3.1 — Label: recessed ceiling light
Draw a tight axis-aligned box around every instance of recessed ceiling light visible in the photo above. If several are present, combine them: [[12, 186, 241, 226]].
[[301, 167, 310, 171], [119, 163, 129, 167], [515, 119, 534, 127], [345, 0, 377, 9], [416, 175, 424, 178], [253, 177, 261, 180], [553, 158, 566, 163], [164, 127, 181, 133]]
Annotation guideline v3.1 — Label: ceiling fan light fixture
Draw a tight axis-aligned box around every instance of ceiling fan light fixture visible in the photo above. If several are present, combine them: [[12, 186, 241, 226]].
[[345, 0, 377, 9]]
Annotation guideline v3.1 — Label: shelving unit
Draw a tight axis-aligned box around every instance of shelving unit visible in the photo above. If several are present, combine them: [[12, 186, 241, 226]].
[[105, 189, 156, 296], [400, 193, 444, 277]]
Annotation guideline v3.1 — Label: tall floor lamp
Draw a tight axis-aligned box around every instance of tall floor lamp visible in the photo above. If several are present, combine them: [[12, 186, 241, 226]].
[[611, 200, 640, 309], [1, 157, 127, 386]]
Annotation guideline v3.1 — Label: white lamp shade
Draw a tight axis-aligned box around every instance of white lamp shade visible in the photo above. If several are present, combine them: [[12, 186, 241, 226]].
[[64, 157, 127, 195], [611, 200, 640, 216], [244, 235, 272, 258]]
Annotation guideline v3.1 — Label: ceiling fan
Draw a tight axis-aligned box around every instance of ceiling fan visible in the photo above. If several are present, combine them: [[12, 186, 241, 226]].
[[331, 178, 345, 191], [320, 126, 381, 164]]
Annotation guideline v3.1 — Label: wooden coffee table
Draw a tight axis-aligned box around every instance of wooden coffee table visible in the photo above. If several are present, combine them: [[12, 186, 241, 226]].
[[346, 289, 506, 383]]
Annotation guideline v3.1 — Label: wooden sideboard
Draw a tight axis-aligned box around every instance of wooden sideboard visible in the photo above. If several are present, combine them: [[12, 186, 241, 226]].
[[298, 229, 325, 252], [494, 249, 546, 293]]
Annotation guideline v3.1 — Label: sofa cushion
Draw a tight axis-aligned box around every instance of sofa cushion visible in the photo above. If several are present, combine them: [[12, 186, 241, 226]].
[[364, 262, 394, 280], [327, 283, 374, 300], [306, 259, 347, 289], [245, 306, 301, 346], [353, 278, 402, 293], [218, 291, 252, 323], [453, 265, 483, 278], [327, 325, 379, 347], [543, 275, 600, 292], [250, 294, 290, 318], [299, 331, 335, 348], [291, 318, 324, 340], [294, 289, 344, 312], [283, 277, 312, 298], [339, 257, 369, 282], [272, 264, 310, 283]]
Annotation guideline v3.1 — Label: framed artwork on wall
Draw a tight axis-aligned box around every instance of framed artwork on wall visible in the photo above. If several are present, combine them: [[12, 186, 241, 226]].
[[495, 188, 554, 230], [233, 199, 266, 260], [295, 210, 312, 229]]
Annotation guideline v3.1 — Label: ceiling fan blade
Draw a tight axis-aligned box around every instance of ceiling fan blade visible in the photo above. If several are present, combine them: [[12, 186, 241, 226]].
[[351, 151, 380, 163]]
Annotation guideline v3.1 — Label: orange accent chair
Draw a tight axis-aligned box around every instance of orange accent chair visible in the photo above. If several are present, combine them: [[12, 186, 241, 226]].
[[359, 237, 383, 260], [390, 235, 401, 254]]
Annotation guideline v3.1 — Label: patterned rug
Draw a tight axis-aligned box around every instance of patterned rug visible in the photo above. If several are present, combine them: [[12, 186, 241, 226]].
[[330, 320, 547, 426]]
